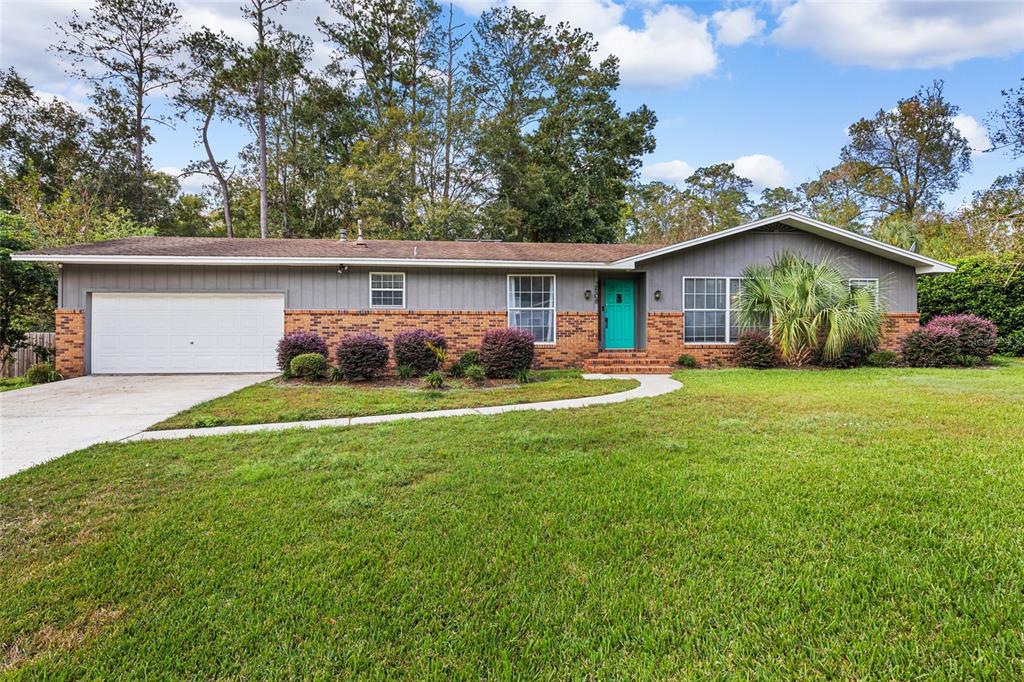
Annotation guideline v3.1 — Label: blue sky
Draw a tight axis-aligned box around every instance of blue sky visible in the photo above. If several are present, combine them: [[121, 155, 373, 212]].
[[3, 0, 1022, 206]]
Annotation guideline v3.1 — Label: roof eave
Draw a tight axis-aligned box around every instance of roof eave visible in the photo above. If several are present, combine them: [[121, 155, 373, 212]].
[[10, 253, 637, 270]]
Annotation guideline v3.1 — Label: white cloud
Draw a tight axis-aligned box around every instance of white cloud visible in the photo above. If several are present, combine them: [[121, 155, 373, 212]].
[[455, 0, 718, 88], [952, 114, 991, 154], [731, 154, 788, 188], [772, 0, 1024, 68], [711, 7, 764, 46], [642, 159, 695, 185]]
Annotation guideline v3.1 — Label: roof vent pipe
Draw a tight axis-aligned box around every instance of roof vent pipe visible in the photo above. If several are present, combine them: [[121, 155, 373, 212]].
[[339, 223, 347, 242], [355, 218, 367, 247]]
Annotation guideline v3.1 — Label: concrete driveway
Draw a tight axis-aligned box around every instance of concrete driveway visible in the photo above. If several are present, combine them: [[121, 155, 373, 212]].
[[0, 374, 274, 479]]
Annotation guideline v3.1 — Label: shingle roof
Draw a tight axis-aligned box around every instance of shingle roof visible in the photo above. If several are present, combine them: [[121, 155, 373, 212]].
[[18, 236, 658, 263]]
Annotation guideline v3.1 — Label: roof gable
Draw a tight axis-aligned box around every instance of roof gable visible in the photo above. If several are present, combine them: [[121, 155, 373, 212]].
[[617, 213, 954, 274]]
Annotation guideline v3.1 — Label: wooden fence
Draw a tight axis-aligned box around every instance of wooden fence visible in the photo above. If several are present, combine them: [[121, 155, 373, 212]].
[[1, 332, 56, 378]]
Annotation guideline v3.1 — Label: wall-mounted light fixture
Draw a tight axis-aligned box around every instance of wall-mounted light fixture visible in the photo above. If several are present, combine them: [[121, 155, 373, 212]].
[[584, 289, 592, 300], [654, 289, 662, 301], [337, 264, 349, 276]]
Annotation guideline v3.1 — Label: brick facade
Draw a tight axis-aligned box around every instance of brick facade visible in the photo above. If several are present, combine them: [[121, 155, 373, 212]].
[[55, 309, 85, 378], [285, 309, 600, 369], [645, 311, 920, 367], [879, 313, 921, 351]]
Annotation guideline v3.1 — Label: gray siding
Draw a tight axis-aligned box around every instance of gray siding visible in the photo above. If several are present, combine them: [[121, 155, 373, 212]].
[[641, 231, 918, 312], [60, 265, 600, 313]]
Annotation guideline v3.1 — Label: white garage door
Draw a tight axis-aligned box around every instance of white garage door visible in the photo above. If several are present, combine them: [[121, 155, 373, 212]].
[[91, 293, 284, 374]]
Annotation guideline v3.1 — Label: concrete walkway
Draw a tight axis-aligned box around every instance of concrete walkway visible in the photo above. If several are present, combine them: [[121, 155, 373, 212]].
[[1, 373, 275, 478], [126, 374, 683, 443]]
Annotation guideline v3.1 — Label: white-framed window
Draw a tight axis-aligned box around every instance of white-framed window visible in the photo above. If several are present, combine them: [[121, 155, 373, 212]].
[[849, 278, 879, 303], [507, 274, 556, 344], [369, 272, 405, 308], [683, 277, 766, 344]]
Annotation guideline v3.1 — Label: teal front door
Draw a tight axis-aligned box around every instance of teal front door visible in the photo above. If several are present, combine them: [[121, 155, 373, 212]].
[[603, 280, 635, 349]]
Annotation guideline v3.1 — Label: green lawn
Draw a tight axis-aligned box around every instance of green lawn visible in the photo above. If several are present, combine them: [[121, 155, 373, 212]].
[[0, 377, 30, 393], [3, 363, 1024, 677], [151, 369, 637, 430]]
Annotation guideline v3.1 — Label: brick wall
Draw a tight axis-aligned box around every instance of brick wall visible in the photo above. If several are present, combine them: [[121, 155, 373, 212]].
[[645, 311, 918, 366], [285, 309, 600, 369], [55, 309, 85, 378], [880, 313, 920, 351], [646, 312, 738, 366]]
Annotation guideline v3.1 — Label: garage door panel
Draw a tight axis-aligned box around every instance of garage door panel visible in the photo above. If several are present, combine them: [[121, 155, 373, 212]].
[[91, 294, 284, 374]]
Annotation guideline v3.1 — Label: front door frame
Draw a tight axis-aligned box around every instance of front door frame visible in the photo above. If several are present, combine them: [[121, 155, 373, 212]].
[[598, 274, 643, 350]]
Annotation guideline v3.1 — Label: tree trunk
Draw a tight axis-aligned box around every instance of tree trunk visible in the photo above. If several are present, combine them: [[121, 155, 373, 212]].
[[256, 3, 269, 238], [202, 107, 233, 238]]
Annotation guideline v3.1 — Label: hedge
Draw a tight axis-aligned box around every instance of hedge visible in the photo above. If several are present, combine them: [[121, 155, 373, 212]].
[[917, 252, 1024, 355]]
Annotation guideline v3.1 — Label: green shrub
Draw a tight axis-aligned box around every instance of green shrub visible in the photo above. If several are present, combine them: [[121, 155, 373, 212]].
[[918, 252, 1024, 355], [514, 368, 532, 384], [396, 364, 415, 380], [997, 329, 1024, 356], [459, 350, 480, 367], [464, 363, 485, 383], [424, 370, 445, 389], [735, 331, 778, 369], [289, 353, 327, 379], [900, 327, 960, 367], [957, 354, 983, 367], [25, 362, 59, 385], [866, 350, 898, 367], [676, 354, 697, 368]]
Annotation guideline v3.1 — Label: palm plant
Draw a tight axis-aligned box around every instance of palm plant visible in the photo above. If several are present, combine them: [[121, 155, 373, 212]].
[[735, 252, 883, 365]]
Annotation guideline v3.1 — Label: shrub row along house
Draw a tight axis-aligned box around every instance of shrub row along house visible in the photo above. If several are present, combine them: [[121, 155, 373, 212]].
[[14, 213, 954, 376]]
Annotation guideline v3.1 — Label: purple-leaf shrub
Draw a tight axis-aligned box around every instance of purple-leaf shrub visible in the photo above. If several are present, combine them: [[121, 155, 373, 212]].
[[276, 331, 328, 370], [735, 331, 779, 369], [479, 328, 535, 378], [335, 333, 389, 380], [393, 329, 447, 375], [925, 314, 998, 359], [900, 326, 960, 367]]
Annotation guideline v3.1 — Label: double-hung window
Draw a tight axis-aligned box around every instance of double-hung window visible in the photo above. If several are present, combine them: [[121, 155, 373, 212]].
[[848, 278, 879, 303], [369, 272, 405, 308], [507, 275, 555, 343], [683, 277, 765, 344]]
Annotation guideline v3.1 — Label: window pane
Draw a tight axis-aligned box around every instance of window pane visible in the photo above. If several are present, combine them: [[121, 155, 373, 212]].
[[684, 310, 726, 343], [370, 273, 404, 307], [509, 309, 553, 343]]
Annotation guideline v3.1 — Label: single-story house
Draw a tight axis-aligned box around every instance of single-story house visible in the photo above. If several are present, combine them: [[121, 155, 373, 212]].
[[14, 212, 954, 376]]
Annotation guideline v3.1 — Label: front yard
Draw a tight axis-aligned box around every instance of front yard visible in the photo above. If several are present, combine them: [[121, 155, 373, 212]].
[[151, 369, 638, 429], [3, 363, 1024, 677]]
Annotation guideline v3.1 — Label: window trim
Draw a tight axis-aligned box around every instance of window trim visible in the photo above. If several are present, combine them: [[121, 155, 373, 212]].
[[848, 278, 880, 304], [369, 271, 406, 309], [506, 274, 557, 345], [682, 276, 756, 345]]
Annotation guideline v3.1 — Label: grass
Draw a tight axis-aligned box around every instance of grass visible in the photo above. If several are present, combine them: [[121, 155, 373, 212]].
[[150, 368, 637, 430], [2, 362, 1024, 677], [0, 377, 31, 393]]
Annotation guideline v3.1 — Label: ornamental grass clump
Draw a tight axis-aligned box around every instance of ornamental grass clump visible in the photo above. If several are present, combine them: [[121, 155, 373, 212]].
[[734, 252, 883, 366], [393, 330, 447, 376], [276, 331, 328, 371], [479, 328, 534, 378], [335, 333, 389, 380]]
